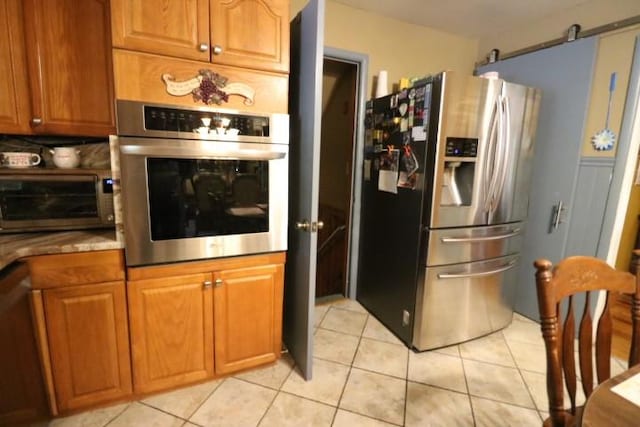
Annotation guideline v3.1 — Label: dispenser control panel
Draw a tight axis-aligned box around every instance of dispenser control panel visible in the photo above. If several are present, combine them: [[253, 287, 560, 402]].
[[445, 137, 478, 157]]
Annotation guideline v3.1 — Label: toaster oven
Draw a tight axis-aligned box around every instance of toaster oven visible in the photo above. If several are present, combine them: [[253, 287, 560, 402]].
[[0, 168, 115, 233]]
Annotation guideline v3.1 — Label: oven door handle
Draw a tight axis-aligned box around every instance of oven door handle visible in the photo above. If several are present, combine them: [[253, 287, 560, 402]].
[[119, 144, 287, 161]]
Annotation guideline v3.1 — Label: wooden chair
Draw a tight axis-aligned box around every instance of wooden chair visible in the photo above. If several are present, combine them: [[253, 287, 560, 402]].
[[534, 255, 640, 427]]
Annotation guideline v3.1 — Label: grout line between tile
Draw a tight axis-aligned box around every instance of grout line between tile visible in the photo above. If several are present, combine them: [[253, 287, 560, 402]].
[[255, 388, 281, 426], [101, 402, 132, 427], [130, 401, 191, 424], [331, 310, 365, 426], [459, 352, 476, 426]]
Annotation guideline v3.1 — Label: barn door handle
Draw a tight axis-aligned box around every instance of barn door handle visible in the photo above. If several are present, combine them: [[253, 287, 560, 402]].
[[549, 200, 567, 233]]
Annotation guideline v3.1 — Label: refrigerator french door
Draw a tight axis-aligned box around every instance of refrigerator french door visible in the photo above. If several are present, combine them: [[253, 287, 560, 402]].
[[356, 71, 540, 350]]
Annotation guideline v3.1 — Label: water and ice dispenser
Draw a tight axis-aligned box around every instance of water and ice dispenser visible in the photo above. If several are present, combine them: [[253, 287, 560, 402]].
[[441, 137, 478, 206]]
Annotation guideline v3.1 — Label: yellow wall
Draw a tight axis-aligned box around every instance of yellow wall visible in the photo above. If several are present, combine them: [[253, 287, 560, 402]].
[[290, 0, 479, 97], [617, 160, 640, 271], [581, 26, 640, 158], [590, 27, 640, 270], [478, 0, 640, 61]]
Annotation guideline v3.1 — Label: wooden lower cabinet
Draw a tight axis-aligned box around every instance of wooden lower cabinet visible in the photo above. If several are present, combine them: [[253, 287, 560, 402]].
[[127, 273, 214, 394], [126, 253, 286, 389], [0, 263, 49, 425], [42, 281, 132, 412], [214, 264, 284, 375]]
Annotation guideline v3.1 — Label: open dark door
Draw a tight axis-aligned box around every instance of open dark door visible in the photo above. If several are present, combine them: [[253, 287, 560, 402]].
[[283, 0, 325, 380]]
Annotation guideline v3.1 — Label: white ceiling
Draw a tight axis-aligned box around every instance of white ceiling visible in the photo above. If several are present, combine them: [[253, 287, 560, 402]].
[[332, 0, 590, 38]]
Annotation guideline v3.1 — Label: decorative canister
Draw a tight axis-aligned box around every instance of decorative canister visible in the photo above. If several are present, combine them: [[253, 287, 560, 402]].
[[50, 147, 80, 168]]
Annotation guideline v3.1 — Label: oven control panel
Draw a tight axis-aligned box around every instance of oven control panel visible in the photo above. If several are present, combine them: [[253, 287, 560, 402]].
[[143, 105, 270, 137]]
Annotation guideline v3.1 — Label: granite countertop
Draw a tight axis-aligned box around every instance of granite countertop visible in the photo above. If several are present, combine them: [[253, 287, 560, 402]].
[[0, 229, 123, 270]]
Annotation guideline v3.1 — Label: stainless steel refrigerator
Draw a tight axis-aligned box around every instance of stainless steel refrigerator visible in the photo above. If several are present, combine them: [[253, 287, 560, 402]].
[[357, 71, 541, 350]]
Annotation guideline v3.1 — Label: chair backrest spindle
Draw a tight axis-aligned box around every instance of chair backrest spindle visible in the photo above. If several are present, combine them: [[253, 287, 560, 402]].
[[534, 256, 639, 427]]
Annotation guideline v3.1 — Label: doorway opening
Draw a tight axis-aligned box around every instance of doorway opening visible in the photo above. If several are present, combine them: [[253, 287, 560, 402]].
[[315, 49, 368, 301]]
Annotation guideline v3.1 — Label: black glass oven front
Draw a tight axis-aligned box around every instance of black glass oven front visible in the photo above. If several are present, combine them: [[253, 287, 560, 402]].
[[147, 158, 269, 240]]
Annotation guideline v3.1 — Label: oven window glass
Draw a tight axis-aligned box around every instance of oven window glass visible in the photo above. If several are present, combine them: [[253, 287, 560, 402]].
[[0, 178, 98, 220], [147, 158, 269, 240]]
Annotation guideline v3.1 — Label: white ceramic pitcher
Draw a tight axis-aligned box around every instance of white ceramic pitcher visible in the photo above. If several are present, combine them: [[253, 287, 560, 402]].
[[50, 147, 80, 168]]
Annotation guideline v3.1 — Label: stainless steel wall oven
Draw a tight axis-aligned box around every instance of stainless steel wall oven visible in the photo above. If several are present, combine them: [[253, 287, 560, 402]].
[[116, 101, 288, 266]]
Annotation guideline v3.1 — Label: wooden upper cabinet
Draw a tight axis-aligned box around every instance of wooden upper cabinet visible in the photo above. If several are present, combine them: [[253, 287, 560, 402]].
[[111, 0, 289, 73], [22, 0, 115, 136], [43, 281, 132, 412], [210, 0, 289, 73], [0, 0, 31, 134], [111, 0, 211, 61]]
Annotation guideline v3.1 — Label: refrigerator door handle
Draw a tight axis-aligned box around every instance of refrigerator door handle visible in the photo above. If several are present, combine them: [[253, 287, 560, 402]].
[[491, 96, 511, 208], [440, 228, 521, 243], [437, 260, 517, 279], [484, 97, 503, 212]]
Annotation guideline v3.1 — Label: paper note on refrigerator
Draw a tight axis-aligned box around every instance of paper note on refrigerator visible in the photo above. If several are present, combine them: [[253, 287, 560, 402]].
[[411, 126, 427, 141], [378, 170, 398, 193], [378, 149, 399, 194]]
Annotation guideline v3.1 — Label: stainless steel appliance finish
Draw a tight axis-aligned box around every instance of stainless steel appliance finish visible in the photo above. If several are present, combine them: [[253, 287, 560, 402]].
[[356, 71, 541, 350], [117, 101, 289, 266], [0, 168, 115, 233], [413, 254, 519, 350], [116, 99, 289, 144], [425, 223, 522, 266], [429, 74, 539, 228]]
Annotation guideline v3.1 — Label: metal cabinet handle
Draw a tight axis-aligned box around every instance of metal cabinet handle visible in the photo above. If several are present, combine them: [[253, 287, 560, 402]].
[[316, 221, 324, 230], [212, 45, 223, 55], [198, 43, 209, 52], [203, 280, 213, 289], [215, 278, 223, 287], [553, 200, 564, 229], [31, 117, 43, 126], [549, 200, 567, 233]]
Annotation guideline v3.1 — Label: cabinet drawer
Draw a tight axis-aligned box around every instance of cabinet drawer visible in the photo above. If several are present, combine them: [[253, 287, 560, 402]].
[[27, 250, 125, 289]]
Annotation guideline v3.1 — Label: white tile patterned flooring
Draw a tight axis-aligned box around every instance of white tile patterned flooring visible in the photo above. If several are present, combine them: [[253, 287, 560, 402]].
[[41, 298, 628, 427]]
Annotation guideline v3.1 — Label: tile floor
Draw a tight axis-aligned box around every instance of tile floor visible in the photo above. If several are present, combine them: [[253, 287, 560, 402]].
[[42, 298, 628, 427]]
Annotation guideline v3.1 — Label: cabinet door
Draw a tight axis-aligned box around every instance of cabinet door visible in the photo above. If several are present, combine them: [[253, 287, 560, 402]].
[[210, 0, 289, 73], [43, 281, 132, 413], [22, 0, 115, 136], [0, 264, 48, 424], [111, 0, 211, 61], [214, 263, 284, 374], [0, 0, 31, 134], [128, 273, 214, 394]]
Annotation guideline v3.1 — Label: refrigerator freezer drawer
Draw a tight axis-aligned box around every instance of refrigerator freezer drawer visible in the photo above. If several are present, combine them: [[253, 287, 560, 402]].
[[425, 223, 522, 266], [412, 255, 518, 350]]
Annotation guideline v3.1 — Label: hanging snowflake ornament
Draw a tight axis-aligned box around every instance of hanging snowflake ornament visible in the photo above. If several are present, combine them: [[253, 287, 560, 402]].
[[192, 70, 229, 105], [591, 129, 616, 151], [591, 72, 617, 151]]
